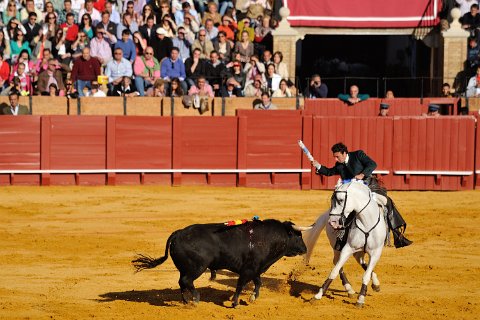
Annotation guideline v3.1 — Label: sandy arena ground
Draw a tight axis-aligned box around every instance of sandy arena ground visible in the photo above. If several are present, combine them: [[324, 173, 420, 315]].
[[0, 186, 479, 320]]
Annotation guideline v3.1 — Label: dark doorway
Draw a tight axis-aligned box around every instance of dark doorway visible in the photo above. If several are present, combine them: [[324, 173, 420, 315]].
[[298, 35, 434, 98]]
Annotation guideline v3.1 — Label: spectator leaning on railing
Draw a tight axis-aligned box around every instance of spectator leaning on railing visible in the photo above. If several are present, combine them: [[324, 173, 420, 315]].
[[338, 85, 369, 105]]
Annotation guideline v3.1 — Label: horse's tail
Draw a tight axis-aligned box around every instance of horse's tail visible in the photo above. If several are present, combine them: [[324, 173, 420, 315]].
[[132, 231, 177, 273], [302, 210, 330, 264]]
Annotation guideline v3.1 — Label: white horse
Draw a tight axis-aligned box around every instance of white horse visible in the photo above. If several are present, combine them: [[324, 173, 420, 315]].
[[304, 180, 387, 307]]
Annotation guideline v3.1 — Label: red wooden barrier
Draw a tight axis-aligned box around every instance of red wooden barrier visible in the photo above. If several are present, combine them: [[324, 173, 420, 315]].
[[310, 116, 394, 190], [304, 98, 379, 117], [391, 116, 475, 190], [237, 110, 304, 189], [475, 114, 480, 189], [0, 116, 41, 185], [380, 98, 426, 116]]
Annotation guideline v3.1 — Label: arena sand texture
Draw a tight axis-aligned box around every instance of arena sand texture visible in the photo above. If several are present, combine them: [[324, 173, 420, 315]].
[[0, 186, 479, 320]]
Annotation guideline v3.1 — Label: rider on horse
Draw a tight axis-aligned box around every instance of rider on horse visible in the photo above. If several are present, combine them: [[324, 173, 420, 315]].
[[311, 142, 412, 248]]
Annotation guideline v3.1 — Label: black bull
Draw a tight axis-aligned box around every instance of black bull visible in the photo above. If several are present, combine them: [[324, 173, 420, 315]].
[[132, 219, 308, 307]]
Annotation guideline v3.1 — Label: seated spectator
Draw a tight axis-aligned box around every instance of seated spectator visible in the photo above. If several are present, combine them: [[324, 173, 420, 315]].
[[168, 77, 185, 97], [71, 32, 90, 60], [105, 0, 121, 25], [304, 74, 328, 98], [218, 0, 235, 16], [202, 2, 222, 26], [192, 28, 214, 59], [466, 66, 480, 97], [185, 47, 206, 88], [146, 78, 166, 97], [204, 18, 219, 42], [57, 0, 78, 25], [244, 54, 266, 87], [426, 104, 440, 117], [133, 31, 148, 56], [71, 47, 102, 96], [109, 76, 139, 97], [221, 77, 243, 97], [134, 46, 161, 96], [213, 31, 232, 63], [174, 1, 200, 26], [152, 27, 173, 61], [254, 91, 277, 110], [115, 29, 137, 63], [79, 13, 95, 40], [254, 15, 273, 51], [172, 27, 192, 62], [236, 17, 254, 42], [0, 54, 10, 90], [467, 37, 480, 74], [139, 15, 157, 46], [160, 16, 177, 38], [224, 60, 246, 91], [161, 46, 188, 93], [188, 75, 215, 98], [60, 12, 80, 45], [12, 50, 35, 79], [0, 29, 11, 61], [51, 28, 72, 65], [64, 79, 78, 99], [265, 63, 281, 93], [31, 30, 52, 64], [105, 48, 133, 92], [10, 29, 31, 61], [1, 91, 29, 115], [22, 12, 41, 44], [1, 76, 23, 96], [442, 83, 452, 97], [9, 62, 33, 95], [86, 81, 107, 97], [123, 0, 143, 22], [5, 18, 26, 47], [244, 0, 271, 20], [378, 102, 390, 117], [244, 74, 266, 97], [79, 0, 102, 26], [116, 12, 139, 41], [177, 16, 199, 42], [155, 0, 175, 21], [262, 50, 273, 68], [3, 4, 22, 27], [90, 25, 115, 66], [21, 0, 43, 25], [218, 15, 237, 42], [461, 3, 480, 37], [385, 90, 395, 99], [37, 58, 66, 96], [273, 51, 289, 80], [234, 30, 254, 63], [272, 79, 292, 97], [139, 4, 156, 26], [205, 50, 226, 96], [338, 85, 369, 105], [48, 83, 59, 96]]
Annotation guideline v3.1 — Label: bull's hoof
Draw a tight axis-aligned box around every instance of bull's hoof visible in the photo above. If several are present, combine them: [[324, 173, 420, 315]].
[[371, 284, 381, 292], [355, 302, 364, 308]]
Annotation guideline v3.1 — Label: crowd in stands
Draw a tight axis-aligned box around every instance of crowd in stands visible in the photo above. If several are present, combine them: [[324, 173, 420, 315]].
[[0, 0, 297, 99]]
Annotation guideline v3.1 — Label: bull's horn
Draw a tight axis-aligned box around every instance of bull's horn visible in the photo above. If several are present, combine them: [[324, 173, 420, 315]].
[[292, 223, 315, 231]]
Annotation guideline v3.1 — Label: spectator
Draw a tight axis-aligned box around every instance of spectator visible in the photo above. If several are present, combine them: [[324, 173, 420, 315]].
[[20, 0, 44, 25], [134, 46, 160, 96], [338, 85, 369, 105], [225, 59, 246, 90], [205, 50, 226, 96], [202, 2, 222, 26], [467, 36, 480, 74], [442, 83, 453, 97], [221, 77, 242, 97], [2, 91, 29, 115], [153, 0, 173, 20], [79, 0, 102, 26], [2, 3, 22, 26], [124, 1, 140, 23], [254, 91, 277, 110], [90, 25, 115, 65], [185, 47, 206, 88], [31, 31, 52, 62], [466, 65, 480, 97], [168, 77, 184, 96], [109, 75, 139, 97], [92, 0, 106, 13], [273, 51, 288, 80], [64, 78, 78, 99], [139, 4, 156, 26], [47, 0, 64, 13], [461, 3, 480, 37], [22, 12, 41, 44], [385, 90, 395, 99], [0, 29, 11, 60], [160, 16, 177, 38], [378, 103, 390, 117], [71, 31, 90, 60], [213, 31, 232, 63], [174, 1, 200, 26], [272, 79, 292, 97], [188, 75, 214, 98], [47, 83, 59, 96], [265, 63, 281, 93], [79, 13, 95, 40], [146, 78, 166, 97], [115, 29, 136, 62], [192, 28, 214, 59], [262, 49, 273, 68], [132, 31, 148, 56], [244, 54, 266, 87], [236, 17, 254, 42], [235, 30, 255, 64], [116, 12, 139, 40], [123, 0, 146, 18], [204, 18, 219, 42], [218, 0, 235, 16], [45, 12, 60, 42], [86, 80, 107, 97], [151, 27, 173, 61], [37, 58, 66, 95], [426, 104, 440, 117], [1, 76, 21, 96], [161, 46, 188, 93], [172, 27, 191, 62], [57, 0, 78, 25], [6, 18, 26, 44], [0, 54, 10, 90], [244, 74, 265, 97], [13, 50, 35, 76], [244, 0, 271, 20], [10, 29, 31, 61], [9, 62, 33, 95], [304, 74, 328, 98], [60, 13, 80, 45], [254, 15, 273, 51], [51, 28, 71, 64], [105, 48, 133, 93], [71, 47, 102, 96], [139, 15, 157, 46], [457, 0, 478, 16], [177, 15, 199, 42], [105, 1, 121, 25], [98, 11, 118, 40], [218, 14, 237, 42]]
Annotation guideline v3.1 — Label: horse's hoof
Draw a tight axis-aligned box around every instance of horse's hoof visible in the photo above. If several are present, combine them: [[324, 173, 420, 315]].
[[309, 297, 319, 304], [372, 284, 381, 292], [348, 293, 356, 299], [355, 302, 364, 308], [249, 294, 256, 303]]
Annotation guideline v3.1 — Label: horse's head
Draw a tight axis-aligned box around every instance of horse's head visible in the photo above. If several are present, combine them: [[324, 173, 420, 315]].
[[329, 180, 371, 230]]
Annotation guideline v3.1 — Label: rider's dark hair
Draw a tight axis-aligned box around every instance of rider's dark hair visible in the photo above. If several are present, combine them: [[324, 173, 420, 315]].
[[331, 142, 348, 154]]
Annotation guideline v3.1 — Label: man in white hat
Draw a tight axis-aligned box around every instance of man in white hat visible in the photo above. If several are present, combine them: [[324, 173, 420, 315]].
[[151, 27, 173, 61]]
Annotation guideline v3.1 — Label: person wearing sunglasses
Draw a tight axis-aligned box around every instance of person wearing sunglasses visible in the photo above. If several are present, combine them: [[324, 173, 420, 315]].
[[160, 46, 187, 94], [105, 47, 133, 93], [133, 46, 160, 96]]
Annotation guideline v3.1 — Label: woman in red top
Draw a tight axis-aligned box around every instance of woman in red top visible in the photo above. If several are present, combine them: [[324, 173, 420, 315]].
[[0, 54, 10, 90], [218, 15, 237, 42]]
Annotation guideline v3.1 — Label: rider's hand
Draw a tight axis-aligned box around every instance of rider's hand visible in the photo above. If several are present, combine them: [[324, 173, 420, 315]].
[[312, 160, 321, 170], [355, 173, 365, 180]]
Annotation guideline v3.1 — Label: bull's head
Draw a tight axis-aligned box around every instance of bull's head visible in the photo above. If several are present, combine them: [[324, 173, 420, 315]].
[[283, 222, 311, 256]]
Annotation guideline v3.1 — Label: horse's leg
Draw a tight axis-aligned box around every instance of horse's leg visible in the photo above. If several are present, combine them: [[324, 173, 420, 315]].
[[250, 275, 262, 302], [354, 253, 380, 292], [314, 246, 354, 300], [356, 248, 382, 307], [334, 250, 356, 297]]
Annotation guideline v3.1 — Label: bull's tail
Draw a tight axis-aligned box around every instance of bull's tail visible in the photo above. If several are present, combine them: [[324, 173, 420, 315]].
[[302, 210, 330, 264], [132, 232, 176, 273]]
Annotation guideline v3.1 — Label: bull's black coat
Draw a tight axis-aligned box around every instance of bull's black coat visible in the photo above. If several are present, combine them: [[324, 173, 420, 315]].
[[132, 219, 307, 307]]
